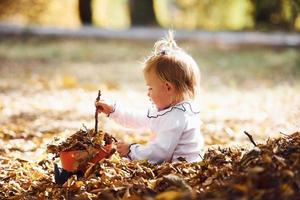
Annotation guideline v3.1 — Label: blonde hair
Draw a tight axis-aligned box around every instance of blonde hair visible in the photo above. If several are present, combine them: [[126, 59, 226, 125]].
[[143, 31, 201, 102]]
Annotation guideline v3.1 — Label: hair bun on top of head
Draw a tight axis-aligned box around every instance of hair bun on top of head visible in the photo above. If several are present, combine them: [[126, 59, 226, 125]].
[[153, 30, 179, 56]]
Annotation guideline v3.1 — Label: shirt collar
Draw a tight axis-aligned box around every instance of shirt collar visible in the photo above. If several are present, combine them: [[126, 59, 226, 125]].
[[147, 101, 200, 118]]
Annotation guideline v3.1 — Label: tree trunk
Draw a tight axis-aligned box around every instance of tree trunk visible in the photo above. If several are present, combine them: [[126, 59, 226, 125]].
[[129, 0, 157, 26], [251, 0, 298, 30], [79, 0, 92, 25]]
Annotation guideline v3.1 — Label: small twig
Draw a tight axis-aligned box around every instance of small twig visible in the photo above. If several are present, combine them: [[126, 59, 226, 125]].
[[279, 132, 290, 137], [82, 123, 88, 132], [198, 153, 204, 160], [244, 131, 257, 146], [94, 90, 101, 134]]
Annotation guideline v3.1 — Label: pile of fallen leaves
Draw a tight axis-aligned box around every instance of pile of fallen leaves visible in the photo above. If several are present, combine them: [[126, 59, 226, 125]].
[[1, 131, 299, 199], [46, 127, 116, 157], [198, 131, 300, 199]]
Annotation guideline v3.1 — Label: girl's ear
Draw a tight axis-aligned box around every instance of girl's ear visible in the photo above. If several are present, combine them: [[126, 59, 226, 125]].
[[165, 82, 173, 91]]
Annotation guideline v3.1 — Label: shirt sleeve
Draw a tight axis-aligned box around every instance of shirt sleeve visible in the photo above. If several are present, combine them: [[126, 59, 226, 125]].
[[109, 102, 150, 130], [128, 111, 185, 164]]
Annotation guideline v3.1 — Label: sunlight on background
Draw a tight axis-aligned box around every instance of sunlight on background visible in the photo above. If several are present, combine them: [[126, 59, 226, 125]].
[[39, 0, 80, 28], [0, 0, 299, 30], [0, 0, 80, 28], [296, 15, 300, 29], [93, 0, 130, 29], [156, 0, 254, 30]]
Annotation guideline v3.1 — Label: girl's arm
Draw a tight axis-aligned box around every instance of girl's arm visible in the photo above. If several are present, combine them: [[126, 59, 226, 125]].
[[109, 102, 150, 130], [128, 112, 185, 163], [96, 100, 150, 130]]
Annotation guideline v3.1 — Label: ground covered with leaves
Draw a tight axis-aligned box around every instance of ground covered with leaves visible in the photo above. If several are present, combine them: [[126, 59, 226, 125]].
[[0, 37, 299, 199], [1, 131, 299, 199]]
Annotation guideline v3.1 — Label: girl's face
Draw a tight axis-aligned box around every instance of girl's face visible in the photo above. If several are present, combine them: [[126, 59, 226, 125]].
[[144, 71, 175, 111]]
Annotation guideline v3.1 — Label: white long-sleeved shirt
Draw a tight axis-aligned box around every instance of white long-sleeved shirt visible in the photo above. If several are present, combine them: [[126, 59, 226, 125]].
[[109, 100, 204, 164]]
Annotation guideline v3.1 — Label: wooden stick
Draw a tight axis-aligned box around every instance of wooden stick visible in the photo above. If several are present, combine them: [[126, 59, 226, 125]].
[[244, 131, 257, 146], [94, 90, 101, 134]]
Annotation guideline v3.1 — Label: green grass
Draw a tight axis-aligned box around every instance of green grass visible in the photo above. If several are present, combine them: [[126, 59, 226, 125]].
[[0, 37, 299, 90]]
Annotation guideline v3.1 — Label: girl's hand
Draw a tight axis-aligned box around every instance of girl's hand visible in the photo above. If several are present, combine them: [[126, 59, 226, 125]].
[[95, 100, 113, 115], [116, 142, 130, 157]]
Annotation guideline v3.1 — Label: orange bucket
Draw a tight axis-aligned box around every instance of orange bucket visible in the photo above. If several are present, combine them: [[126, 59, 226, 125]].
[[89, 144, 112, 163], [60, 144, 112, 172]]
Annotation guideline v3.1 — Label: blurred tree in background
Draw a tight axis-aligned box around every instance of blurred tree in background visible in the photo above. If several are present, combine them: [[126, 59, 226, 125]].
[[251, 0, 300, 30], [0, 0, 299, 31], [79, 0, 93, 25], [129, 0, 157, 26]]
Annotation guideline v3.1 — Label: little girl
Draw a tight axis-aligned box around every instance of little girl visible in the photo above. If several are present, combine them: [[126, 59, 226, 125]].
[[96, 32, 204, 164]]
